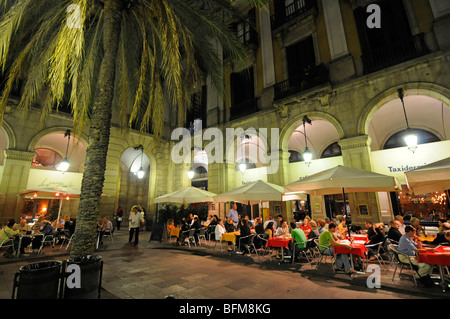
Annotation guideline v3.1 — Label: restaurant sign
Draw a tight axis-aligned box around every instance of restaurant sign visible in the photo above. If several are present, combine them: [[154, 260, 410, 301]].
[[371, 140, 450, 184]]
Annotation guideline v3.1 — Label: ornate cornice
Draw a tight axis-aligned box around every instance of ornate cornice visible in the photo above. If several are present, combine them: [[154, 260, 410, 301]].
[[4, 149, 36, 162]]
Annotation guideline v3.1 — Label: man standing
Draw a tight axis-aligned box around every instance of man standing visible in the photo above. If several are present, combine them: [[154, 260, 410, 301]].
[[129, 205, 144, 247], [398, 225, 436, 287], [227, 204, 239, 228]]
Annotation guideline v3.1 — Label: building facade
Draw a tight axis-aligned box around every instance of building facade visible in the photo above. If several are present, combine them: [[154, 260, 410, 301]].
[[1, 0, 449, 226]]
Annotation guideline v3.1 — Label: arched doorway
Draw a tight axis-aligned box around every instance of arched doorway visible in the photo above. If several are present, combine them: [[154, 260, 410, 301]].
[[119, 147, 151, 217], [368, 93, 450, 220]]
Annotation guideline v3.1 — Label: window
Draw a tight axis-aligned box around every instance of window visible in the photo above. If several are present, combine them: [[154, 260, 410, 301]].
[[353, 0, 427, 74], [286, 36, 316, 81], [230, 67, 257, 120], [32, 149, 63, 168], [383, 129, 440, 150], [232, 9, 256, 46], [320, 142, 342, 159], [289, 150, 304, 163], [186, 85, 207, 129]]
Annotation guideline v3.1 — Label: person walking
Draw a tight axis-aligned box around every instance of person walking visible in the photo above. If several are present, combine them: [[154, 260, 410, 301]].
[[115, 206, 123, 230], [128, 205, 144, 247]]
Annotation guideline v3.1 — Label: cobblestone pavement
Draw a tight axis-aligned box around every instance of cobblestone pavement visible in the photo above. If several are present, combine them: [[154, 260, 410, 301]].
[[1, 229, 449, 300]]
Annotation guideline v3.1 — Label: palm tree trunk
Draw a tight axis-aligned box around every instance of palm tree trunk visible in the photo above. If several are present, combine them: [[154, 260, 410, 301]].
[[70, 0, 123, 258]]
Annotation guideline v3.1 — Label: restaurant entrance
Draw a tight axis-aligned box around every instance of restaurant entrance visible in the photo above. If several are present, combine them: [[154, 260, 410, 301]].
[[391, 188, 449, 220]]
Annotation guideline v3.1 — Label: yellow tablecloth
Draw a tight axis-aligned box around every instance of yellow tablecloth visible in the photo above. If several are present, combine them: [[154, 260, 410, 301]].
[[221, 231, 240, 244], [169, 227, 181, 238], [419, 235, 436, 242]]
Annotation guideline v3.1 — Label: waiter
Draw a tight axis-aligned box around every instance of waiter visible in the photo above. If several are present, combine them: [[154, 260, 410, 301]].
[[227, 204, 239, 228]]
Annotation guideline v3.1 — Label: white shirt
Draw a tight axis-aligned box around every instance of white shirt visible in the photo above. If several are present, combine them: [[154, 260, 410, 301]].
[[129, 211, 144, 229], [215, 224, 226, 241]]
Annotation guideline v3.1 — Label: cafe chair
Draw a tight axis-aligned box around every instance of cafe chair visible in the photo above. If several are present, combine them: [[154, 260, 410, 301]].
[[313, 239, 335, 273], [256, 234, 271, 262], [38, 235, 55, 254], [187, 229, 197, 248], [0, 239, 15, 257], [389, 244, 418, 287], [206, 225, 216, 241], [58, 230, 71, 250], [291, 239, 314, 266], [61, 234, 74, 251], [364, 242, 389, 271], [238, 233, 257, 257], [198, 228, 207, 246], [102, 229, 115, 246]]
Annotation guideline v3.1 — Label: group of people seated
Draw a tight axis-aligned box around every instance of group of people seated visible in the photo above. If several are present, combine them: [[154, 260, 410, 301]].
[[0, 215, 79, 257]]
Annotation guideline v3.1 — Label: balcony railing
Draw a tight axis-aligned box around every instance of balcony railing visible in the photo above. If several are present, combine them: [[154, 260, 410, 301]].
[[230, 98, 258, 120], [274, 64, 329, 101], [271, 0, 318, 30], [362, 34, 429, 74]]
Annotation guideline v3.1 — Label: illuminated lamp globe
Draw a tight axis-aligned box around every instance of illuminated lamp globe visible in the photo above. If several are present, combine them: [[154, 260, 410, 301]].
[[404, 132, 418, 153], [238, 162, 247, 173], [137, 167, 145, 179], [57, 158, 70, 172], [303, 147, 313, 166]]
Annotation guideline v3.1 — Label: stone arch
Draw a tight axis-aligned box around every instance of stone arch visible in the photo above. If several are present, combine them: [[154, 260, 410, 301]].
[[223, 127, 270, 164], [115, 139, 158, 217], [0, 120, 15, 165], [1, 119, 16, 149], [280, 111, 345, 154], [358, 82, 450, 136], [27, 126, 88, 152], [27, 127, 88, 172]]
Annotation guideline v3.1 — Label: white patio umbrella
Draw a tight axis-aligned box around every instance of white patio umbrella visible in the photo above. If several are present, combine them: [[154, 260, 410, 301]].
[[213, 180, 285, 203], [284, 165, 402, 215], [153, 186, 217, 205], [285, 165, 401, 196], [404, 157, 450, 194]]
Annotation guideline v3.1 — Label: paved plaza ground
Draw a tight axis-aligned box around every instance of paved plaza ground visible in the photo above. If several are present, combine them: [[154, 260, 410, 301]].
[[1, 229, 449, 302]]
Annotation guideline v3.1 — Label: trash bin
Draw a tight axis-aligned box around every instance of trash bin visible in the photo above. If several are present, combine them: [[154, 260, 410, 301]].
[[12, 261, 62, 299], [62, 255, 103, 299]]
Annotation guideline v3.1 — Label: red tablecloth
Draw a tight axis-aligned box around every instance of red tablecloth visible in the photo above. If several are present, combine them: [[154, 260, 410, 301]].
[[266, 237, 290, 249], [334, 243, 368, 258], [350, 234, 368, 242], [418, 246, 450, 266]]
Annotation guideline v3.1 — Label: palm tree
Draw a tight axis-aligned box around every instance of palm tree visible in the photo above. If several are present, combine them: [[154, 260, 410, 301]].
[[0, 0, 267, 258]]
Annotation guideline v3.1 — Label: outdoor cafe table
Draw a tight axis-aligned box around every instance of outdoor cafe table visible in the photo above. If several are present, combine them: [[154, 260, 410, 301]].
[[16, 234, 36, 257], [221, 231, 239, 244], [266, 236, 291, 262], [418, 246, 450, 292], [334, 240, 368, 271]]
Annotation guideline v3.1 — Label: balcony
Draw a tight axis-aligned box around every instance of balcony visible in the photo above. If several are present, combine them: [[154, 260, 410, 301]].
[[229, 98, 258, 120], [274, 64, 329, 101], [271, 0, 318, 31], [362, 34, 429, 74]]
